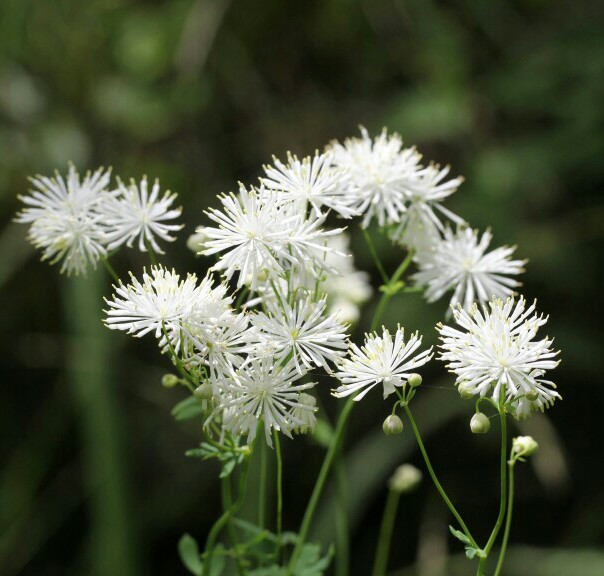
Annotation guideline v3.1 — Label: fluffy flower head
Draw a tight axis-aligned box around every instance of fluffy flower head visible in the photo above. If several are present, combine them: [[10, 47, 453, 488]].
[[333, 326, 433, 400], [438, 296, 560, 417]]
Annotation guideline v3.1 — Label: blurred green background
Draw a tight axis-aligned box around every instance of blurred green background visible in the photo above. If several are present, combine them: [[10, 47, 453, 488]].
[[1, 1, 603, 575]]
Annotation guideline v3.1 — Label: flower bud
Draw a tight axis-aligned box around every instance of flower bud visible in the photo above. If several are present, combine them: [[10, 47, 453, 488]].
[[383, 414, 404, 436], [512, 436, 539, 458], [458, 382, 475, 399], [162, 373, 179, 388], [525, 389, 539, 402], [470, 412, 490, 434], [194, 382, 213, 400], [389, 464, 422, 493], [408, 373, 422, 388], [186, 228, 209, 253]]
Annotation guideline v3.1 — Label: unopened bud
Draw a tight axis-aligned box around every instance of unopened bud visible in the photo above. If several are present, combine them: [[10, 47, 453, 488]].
[[408, 373, 422, 388], [512, 436, 538, 459], [525, 389, 539, 402], [383, 414, 404, 436], [162, 374, 179, 388], [458, 382, 475, 399], [470, 412, 490, 434], [186, 228, 209, 253], [389, 464, 422, 493], [194, 382, 213, 400]]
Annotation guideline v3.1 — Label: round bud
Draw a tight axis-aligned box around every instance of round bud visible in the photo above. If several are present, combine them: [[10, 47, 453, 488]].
[[186, 228, 209, 253], [194, 382, 213, 400], [389, 464, 422, 493], [512, 436, 539, 458], [161, 374, 179, 388], [525, 389, 539, 402], [383, 414, 404, 436], [458, 382, 475, 399], [470, 412, 491, 434], [408, 373, 422, 388]]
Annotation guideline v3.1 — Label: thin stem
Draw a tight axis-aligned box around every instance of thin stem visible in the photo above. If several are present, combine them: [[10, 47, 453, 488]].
[[372, 488, 400, 576], [494, 461, 515, 576], [258, 437, 267, 530], [362, 228, 389, 284], [287, 397, 355, 574], [221, 474, 245, 576], [101, 257, 120, 283], [145, 239, 158, 266], [476, 556, 487, 576], [483, 406, 508, 555], [203, 459, 250, 576], [273, 431, 283, 559], [370, 250, 414, 332], [403, 404, 477, 549]]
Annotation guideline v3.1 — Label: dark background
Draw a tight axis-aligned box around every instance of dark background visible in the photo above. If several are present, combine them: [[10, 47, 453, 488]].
[[1, 1, 603, 575]]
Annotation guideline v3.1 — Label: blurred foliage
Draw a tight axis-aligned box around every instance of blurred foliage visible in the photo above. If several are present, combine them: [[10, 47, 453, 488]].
[[1, 0, 602, 575]]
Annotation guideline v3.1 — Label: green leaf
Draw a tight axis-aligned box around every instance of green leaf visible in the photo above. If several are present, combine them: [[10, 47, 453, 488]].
[[172, 397, 203, 421], [294, 543, 334, 576], [449, 525, 471, 545], [178, 533, 202, 576]]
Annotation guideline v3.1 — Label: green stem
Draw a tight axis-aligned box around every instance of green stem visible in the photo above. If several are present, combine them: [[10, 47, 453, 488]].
[[483, 406, 508, 555], [370, 250, 414, 332], [101, 257, 120, 284], [362, 228, 389, 284], [274, 431, 283, 558], [258, 437, 267, 530], [477, 556, 487, 576], [372, 488, 400, 576], [145, 239, 158, 266], [494, 461, 515, 576], [221, 474, 245, 576], [403, 404, 477, 549], [287, 397, 355, 574], [204, 459, 250, 576]]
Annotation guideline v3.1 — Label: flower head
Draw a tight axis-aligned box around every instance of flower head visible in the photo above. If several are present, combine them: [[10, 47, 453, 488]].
[[16, 165, 112, 275], [215, 357, 316, 446], [100, 177, 183, 253], [333, 326, 433, 401], [104, 266, 230, 353], [262, 151, 357, 218], [252, 297, 348, 373], [437, 296, 561, 417], [329, 127, 421, 228], [413, 227, 526, 312]]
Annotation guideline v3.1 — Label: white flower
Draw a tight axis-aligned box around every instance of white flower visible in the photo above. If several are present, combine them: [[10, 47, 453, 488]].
[[100, 177, 183, 253], [330, 127, 421, 227], [16, 165, 112, 275], [252, 297, 348, 373], [333, 326, 433, 401], [104, 266, 230, 352], [262, 151, 358, 218], [202, 185, 345, 289], [389, 164, 464, 251], [202, 185, 290, 288], [216, 357, 316, 446], [413, 227, 526, 312], [437, 296, 561, 417]]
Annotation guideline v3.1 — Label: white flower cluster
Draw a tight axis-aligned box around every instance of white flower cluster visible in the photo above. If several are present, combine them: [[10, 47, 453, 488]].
[[17, 127, 559, 446], [16, 165, 183, 275]]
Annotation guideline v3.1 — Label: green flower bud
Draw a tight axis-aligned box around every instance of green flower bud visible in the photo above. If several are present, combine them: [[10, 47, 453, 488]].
[[512, 436, 539, 459], [470, 412, 490, 434], [525, 389, 539, 402], [383, 414, 404, 436], [458, 382, 475, 399], [388, 464, 422, 493], [194, 382, 213, 400], [162, 374, 179, 388], [408, 373, 422, 388]]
